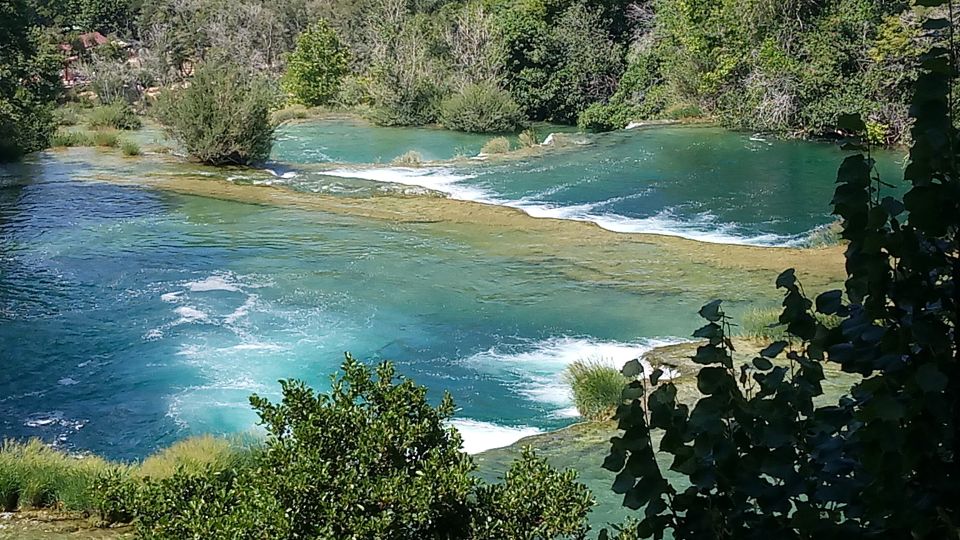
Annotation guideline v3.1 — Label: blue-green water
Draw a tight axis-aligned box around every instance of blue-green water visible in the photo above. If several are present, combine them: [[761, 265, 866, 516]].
[[269, 123, 903, 246], [0, 122, 901, 463]]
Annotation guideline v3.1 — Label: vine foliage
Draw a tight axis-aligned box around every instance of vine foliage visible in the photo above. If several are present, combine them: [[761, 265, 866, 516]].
[[603, 2, 960, 538]]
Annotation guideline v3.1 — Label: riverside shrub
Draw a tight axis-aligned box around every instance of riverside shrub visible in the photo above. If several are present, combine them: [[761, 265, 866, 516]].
[[155, 62, 276, 165], [130, 355, 592, 539], [440, 82, 526, 133]]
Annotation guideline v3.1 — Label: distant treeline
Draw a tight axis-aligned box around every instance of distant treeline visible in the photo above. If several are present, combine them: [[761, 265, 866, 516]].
[[8, 0, 944, 143]]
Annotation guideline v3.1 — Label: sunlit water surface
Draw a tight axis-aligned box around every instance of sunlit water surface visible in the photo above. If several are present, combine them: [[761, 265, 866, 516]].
[[0, 122, 903, 525]]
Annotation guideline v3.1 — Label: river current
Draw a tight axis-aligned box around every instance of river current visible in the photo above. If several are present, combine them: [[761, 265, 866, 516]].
[[0, 120, 901, 461]]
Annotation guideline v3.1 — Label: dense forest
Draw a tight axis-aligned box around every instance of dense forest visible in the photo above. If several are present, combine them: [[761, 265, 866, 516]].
[[0, 0, 940, 162]]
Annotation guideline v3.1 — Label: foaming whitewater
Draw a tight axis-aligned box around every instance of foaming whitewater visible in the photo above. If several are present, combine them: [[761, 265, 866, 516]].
[[512, 202, 808, 246], [449, 419, 542, 454], [464, 336, 686, 420], [321, 166, 490, 201], [306, 165, 809, 247]]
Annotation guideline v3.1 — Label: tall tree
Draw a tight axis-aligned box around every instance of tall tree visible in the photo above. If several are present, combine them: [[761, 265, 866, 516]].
[[0, 0, 61, 162]]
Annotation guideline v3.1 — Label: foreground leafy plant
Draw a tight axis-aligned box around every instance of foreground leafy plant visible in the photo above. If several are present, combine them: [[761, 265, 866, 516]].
[[603, 7, 960, 539], [130, 355, 592, 539]]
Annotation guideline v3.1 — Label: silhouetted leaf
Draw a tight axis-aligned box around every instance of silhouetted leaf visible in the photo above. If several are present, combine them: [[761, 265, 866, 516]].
[[622, 359, 644, 378], [753, 356, 773, 371], [698, 300, 723, 322], [760, 341, 788, 358]]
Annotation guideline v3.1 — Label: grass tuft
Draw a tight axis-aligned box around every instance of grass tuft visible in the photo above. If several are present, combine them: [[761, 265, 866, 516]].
[[0, 439, 115, 512], [134, 435, 245, 480], [391, 150, 423, 166], [564, 359, 628, 421], [50, 131, 94, 148], [518, 129, 539, 148], [120, 140, 141, 156], [271, 104, 310, 124], [87, 102, 142, 131], [739, 307, 843, 342], [92, 130, 120, 148], [481, 136, 511, 155]]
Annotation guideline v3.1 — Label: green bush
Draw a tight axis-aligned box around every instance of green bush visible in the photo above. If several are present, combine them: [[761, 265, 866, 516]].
[[130, 355, 592, 539], [88, 102, 142, 130], [282, 20, 350, 107], [155, 61, 277, 166], [120, 140, 141, 156], [368, 78, 444, 127], [578, 101, 640, 131], [93, 469, 138, 525], [564, 359, 628, 421], [53, 103, 84, 126], [439, 82, 526, 133], [481, 136, 511, 154], [335, 75, 372, 107], [471, 448, 593, 539]]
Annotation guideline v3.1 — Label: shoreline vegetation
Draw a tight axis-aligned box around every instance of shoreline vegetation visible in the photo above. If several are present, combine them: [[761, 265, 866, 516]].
[[0, 336, 857, 539]]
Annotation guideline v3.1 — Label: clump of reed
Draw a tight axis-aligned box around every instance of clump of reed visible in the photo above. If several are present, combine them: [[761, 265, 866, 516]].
[[481, 136, 511, 155], [564, 359, 628, 421], [92, 130, 120, 148], [392, 150, 423, 166], [120, 140, 141, 156], [87, 102, 142, 131], [50, 130, 94, 148], [0, 439, 116, 512], [518, 128, 539, 148], [133, 435, 248, 480]]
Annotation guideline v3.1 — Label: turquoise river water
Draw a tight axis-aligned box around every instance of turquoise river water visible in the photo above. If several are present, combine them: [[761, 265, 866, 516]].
[[1, 121, 902, 466]]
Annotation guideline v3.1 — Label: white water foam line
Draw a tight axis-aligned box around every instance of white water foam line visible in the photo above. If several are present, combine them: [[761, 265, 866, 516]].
[[319, 166, 807, 247], [322, 166, 492, 201], [448, 418, 542, 454]]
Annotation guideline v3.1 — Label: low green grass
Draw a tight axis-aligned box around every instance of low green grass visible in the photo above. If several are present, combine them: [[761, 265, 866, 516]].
[[133, 435, 247, 480], [50, 131, 94, 148], [271, 104, 310, 124], [481, 136, 511, 155], [0, 439, 116, 513], [739, 307, 843, 342], [564, 359, 628, 421]]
